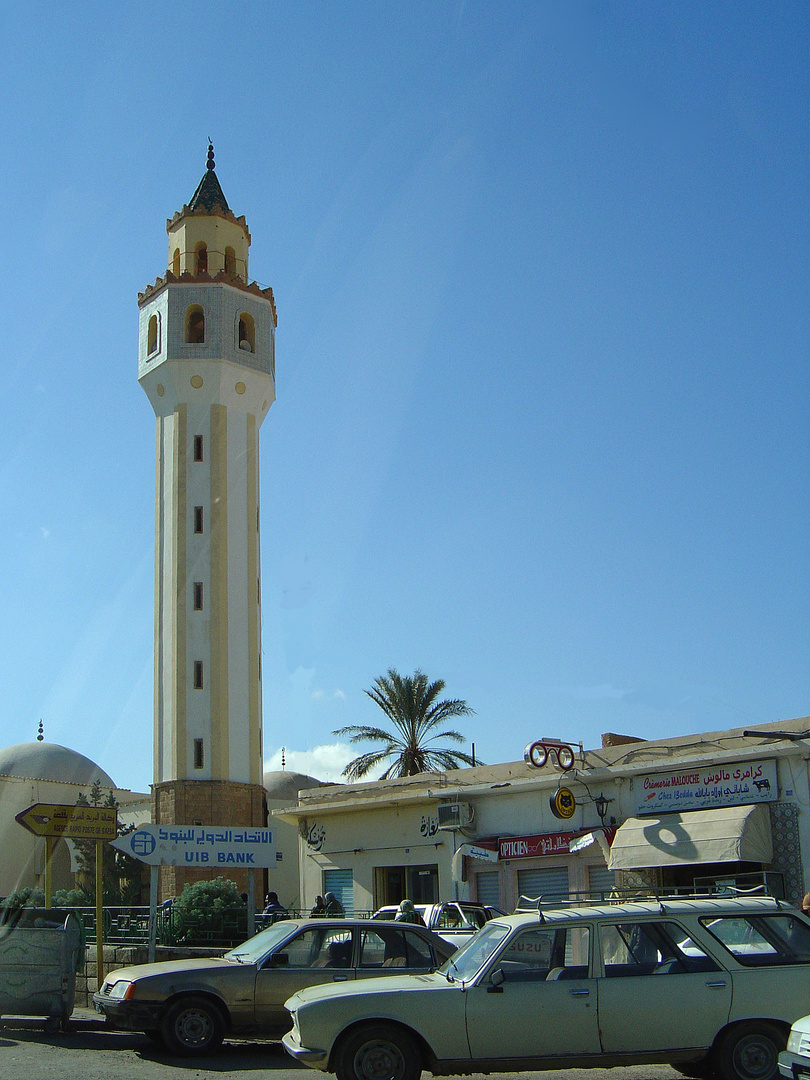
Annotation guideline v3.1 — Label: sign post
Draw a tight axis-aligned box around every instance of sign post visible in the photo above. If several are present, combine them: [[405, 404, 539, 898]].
[[113, 825, 276, 956], [16, 802, 119, 984]]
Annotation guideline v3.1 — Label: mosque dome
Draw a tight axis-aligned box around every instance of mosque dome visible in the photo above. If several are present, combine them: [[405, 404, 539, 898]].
[[263, 770, 322, 803], [0, 742, 115, 787]]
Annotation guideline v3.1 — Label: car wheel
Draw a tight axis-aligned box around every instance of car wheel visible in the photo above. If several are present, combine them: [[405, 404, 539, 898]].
[[160, 996, 225, 1057], [716, 1022, 785, 1080], [335, 1023, 422, 1080]]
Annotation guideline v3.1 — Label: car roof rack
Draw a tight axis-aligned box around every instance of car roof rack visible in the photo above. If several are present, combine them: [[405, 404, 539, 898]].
[[514, 884, 785, 917]]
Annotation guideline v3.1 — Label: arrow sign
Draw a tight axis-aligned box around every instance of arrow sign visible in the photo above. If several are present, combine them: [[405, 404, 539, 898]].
[[15, 802, 118, 840], [111, 824, 277, 867]]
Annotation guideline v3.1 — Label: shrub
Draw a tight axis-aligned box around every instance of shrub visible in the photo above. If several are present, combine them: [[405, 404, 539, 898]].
[[170, 877, 246, 945]]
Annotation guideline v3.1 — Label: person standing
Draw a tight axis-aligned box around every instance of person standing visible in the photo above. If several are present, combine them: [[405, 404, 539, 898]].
[[263, 891, 288, 922], [324, 891, 344, 916], [394, 899, 425, 925], [310, 895, 327, 917]]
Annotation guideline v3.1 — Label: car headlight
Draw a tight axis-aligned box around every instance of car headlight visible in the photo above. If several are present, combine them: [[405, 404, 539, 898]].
[[108, 980, 134, 1000]]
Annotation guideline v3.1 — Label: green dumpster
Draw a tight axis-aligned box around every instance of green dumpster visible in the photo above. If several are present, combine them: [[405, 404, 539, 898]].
[[0, 908, 83, 1031]]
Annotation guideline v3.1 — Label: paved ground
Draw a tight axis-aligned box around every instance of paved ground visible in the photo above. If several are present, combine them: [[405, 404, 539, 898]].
[[0, 1009, 685, 1080]]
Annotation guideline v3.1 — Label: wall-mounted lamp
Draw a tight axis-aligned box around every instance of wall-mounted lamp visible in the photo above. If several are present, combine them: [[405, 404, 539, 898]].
[[594, 793, 613, 824]]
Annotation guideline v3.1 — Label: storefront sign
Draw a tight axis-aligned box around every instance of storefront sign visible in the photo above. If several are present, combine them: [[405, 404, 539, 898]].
[[635, 758, 778, 816], [499, 831, 577, 860]]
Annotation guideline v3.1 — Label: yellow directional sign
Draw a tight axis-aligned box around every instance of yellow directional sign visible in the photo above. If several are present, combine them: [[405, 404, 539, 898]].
[[15, 802, 118, 840]]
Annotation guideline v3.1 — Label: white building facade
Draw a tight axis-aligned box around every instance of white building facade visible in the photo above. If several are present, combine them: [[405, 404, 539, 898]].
[[275, 717, 809, 915]]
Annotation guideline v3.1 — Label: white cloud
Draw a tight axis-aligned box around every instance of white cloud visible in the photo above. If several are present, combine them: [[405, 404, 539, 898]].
[[40, 527, 50, 539], [311, 687, 346, 702], [264, 741, 386, 784]]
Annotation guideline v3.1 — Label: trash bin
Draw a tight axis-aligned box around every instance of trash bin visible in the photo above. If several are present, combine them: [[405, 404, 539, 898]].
[[0, 908, 83, 1031]]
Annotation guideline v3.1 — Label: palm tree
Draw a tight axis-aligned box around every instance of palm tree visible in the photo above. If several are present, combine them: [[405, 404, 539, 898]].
[[334, 668, 477, 781]]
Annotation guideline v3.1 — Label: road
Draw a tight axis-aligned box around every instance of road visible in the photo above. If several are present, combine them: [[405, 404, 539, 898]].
[[0, 1012, 685, 1080]]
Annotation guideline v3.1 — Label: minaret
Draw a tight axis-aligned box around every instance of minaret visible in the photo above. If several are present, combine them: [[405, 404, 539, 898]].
[[138, 146, 276, 896]]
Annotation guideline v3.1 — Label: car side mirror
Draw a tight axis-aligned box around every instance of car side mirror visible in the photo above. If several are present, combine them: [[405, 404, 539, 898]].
[[271, 952, 289, 967], [490, 967, 505, 987]]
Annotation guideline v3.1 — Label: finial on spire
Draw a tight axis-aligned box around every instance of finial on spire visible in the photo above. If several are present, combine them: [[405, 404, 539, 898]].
[[207, 140, 215, 171], [281, 746, 286, 771], [37, 719, 44, 742]]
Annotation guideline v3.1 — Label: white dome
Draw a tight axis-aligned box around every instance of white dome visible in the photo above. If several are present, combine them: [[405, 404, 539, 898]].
[[0, 742, 115, 787], [263, 770, 322, 802]]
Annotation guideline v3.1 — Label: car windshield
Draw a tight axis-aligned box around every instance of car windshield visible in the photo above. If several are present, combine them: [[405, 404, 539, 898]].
[[438, 920, 511, 982], [224, 921, 299, 964]]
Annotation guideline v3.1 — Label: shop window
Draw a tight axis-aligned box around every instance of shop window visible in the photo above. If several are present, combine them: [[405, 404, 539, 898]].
[[185, 306, 205, 344], [238, 312, 255, 352], [147, 313, 159, 355], [195, 242, 208, 273], [194, 739, 204, 769]]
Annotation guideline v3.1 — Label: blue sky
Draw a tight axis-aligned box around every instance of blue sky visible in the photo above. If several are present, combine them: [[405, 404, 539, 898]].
[[0, 2, 806, 793]]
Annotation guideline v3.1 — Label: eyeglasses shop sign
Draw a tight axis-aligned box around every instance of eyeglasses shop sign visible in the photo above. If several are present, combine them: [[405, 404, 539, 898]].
[[636, 758, 778, 815]]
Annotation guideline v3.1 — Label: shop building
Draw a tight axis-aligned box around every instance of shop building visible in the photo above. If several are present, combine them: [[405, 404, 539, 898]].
[[274, 716, 809, 914]]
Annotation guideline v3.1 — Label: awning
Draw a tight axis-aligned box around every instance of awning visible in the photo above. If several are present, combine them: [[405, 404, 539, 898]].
[[607, 803, 772, 871]]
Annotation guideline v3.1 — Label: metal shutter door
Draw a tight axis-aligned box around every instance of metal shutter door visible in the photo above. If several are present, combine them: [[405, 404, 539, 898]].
[[587, 864, 617, 899], [323, 869, 354, 915], [517, 866, 571, 904], [474, 871, 500, 908]]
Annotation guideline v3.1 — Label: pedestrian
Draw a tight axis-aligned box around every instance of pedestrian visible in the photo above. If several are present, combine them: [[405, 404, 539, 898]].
[[263, 891, 287, 922], [394, 898, 425, 925], [310, 894, 327, 917], [324, 891, 344, 916]]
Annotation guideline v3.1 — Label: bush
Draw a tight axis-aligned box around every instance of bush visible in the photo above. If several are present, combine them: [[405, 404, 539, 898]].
[[170, 877, 246, 945]]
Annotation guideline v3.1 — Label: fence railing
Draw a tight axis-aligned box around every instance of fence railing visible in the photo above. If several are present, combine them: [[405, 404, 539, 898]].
[[63, 906, 376, 948]]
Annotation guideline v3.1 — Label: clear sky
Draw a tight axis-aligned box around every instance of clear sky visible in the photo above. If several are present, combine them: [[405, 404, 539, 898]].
[[0, 1, 807, 793]]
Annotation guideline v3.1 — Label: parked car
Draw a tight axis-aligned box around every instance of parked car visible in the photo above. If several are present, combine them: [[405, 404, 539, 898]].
[[93, 917, 454, 1056], [779, 1013, 810, 1079], [284, 895, 810, 1080], [372, 901, 491, 946]]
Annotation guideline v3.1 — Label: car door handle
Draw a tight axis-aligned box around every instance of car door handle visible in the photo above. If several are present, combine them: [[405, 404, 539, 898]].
[[332, 974, 349, 981], [705, 980, 727, 988], [568, 989, 589, 996]]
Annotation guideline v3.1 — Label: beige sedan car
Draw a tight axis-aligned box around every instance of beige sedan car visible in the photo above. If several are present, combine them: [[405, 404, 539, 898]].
[[93, 917, 453, 1055], [283, 895, 810, 1080]]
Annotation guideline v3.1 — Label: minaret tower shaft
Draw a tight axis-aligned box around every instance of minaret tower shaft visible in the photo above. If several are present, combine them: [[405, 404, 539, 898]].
[[138, 147, 276, 895]]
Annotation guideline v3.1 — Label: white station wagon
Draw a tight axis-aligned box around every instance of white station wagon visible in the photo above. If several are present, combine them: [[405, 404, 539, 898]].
[[283, 895, 810, 1080]]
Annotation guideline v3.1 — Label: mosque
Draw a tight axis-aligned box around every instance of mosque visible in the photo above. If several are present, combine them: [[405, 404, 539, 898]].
[[0, 150, 324, 908]]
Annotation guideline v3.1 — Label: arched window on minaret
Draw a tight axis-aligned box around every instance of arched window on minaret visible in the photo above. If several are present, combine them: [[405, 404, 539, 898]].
[[185, 305, 205, 344], [225, 246, 236, 274], [147, 313, 160, 355], [195, 242, 208, 274], [172, 247, 181, 276], [238, 312, 255, 353]]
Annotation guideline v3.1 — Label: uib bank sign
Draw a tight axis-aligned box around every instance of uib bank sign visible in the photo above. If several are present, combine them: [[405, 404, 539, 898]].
[[112, 825, 277, 867]]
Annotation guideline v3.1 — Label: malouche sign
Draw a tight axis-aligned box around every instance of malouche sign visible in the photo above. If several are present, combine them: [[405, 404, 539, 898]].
[[635, 759, 778, 816]]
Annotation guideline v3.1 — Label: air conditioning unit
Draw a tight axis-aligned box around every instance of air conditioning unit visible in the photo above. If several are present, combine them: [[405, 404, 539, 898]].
[[437, 802, 475, 830]]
